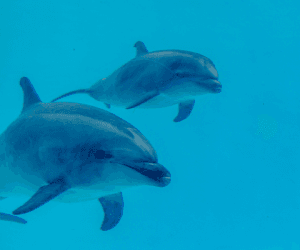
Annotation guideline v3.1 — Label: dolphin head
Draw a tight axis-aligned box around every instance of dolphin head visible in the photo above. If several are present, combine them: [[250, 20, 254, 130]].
[[61, 122, 171, 191], [69, 145, 171, 192], [93, 126, 171, 189], [160, 51, 222, 95], [121, 161, 171, 188]]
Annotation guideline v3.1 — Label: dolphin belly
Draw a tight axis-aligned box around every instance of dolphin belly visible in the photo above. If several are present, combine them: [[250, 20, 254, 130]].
[[130, 94, 189, 108], [126, 80, 204, 109], [103, 89, 195, 109]]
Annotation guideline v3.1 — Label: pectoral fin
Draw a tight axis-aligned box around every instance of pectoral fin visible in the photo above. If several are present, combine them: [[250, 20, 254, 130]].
[[105, 103, 111, 109], [173, 100, 195, 122], [0, 212, 27, 224], [99, 192, 124, 231], [126, 91, 159, 109], [13, 181, 69, 215]]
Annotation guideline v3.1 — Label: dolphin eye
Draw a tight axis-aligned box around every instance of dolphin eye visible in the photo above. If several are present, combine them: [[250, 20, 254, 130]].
[[88, 148, 113, 160], [175, 72, 192, 78], [93, 149, 106, 159], [169, 60, 198, 75], [94, 150, 112, 159], [169, 61, 182, 70], [78, 144, 113, 163]]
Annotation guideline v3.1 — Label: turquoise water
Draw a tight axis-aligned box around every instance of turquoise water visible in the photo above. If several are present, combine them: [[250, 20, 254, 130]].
[[1, 0, 299, 249]]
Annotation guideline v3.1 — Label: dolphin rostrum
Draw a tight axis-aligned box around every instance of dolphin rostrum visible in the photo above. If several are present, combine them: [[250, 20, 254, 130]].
[[0, 77, 171, 230], [52, 41, 222, 122]]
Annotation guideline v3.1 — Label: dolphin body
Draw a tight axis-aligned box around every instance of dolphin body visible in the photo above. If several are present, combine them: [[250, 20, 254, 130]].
[[0, 77, 171, 230], [52, 41, 222, 122]]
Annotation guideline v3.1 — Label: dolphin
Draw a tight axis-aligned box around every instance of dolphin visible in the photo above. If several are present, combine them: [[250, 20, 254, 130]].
[[51, 41, 222, 122], [0, 77, 171, 231]]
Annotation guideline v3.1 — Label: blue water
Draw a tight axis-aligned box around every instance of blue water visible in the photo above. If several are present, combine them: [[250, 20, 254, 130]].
[[1, 0, 299, 249]]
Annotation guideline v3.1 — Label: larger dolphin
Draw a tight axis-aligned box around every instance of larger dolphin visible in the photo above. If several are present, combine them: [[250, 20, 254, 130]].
[[52, 41, 222, 122], [0, 77, 171, 231]]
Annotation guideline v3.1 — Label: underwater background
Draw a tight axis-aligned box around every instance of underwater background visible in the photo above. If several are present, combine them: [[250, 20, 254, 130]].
[[0, 0, 299, 249]]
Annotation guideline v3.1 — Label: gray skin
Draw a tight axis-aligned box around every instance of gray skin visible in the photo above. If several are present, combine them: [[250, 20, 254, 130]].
[[0, 77, 171, 231], [52, 41, 222, 122]]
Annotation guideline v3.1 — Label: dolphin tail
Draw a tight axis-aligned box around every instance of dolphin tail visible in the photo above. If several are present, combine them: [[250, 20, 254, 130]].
[[51, 89, 90, 102]]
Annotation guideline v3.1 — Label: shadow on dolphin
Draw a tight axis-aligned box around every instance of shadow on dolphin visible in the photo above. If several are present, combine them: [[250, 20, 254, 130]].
[[51, 41, 222, 122], [0, 77, 171, 231]]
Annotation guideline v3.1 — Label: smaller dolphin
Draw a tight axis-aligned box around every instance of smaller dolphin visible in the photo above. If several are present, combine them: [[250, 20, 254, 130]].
[[52, 41, 222, 122], [0, 77, 171, 230]]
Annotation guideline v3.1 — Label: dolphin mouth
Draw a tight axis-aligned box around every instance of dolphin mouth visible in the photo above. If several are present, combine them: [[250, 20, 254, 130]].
[[206, 79, 222, 93], [176, 74, 222, 93], [123, 162, 171, 187], [195, 77, 222, 93]]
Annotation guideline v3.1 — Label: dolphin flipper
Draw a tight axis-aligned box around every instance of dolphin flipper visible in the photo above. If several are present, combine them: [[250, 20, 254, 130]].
[[105, 103, 111, 109], [0, 197, 6, 200], [126, 91, 159, 109], [13, 182, 70, 215], [99, 192, 124, 231], [173, 100, 195, 122], [0, 212, 27, 224]]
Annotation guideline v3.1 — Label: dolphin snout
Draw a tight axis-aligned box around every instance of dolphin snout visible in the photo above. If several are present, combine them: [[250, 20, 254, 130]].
[[198, 78, 222, 93], [210, 80, 222, 93], [144, 162, 171, 187], [207, 65, 218, 79], [159, 170, 171, 187], [124, 162, 171, 187]]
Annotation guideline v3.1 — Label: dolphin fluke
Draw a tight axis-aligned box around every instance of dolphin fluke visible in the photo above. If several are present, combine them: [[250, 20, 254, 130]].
[[99, 192, 124, 231], [173, 100, 196, 122], [13, 181, 70, 215], [51, 89, 90, 102]]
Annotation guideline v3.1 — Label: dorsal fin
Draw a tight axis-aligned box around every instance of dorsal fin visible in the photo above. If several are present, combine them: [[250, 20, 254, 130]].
[[20, 77, 41, 113], [134, 41, 148, 57]]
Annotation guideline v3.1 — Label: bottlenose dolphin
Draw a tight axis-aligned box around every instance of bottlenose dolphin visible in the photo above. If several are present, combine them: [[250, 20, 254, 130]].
[[0, 77, 171, 230], [52, 41, 222, 122]]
